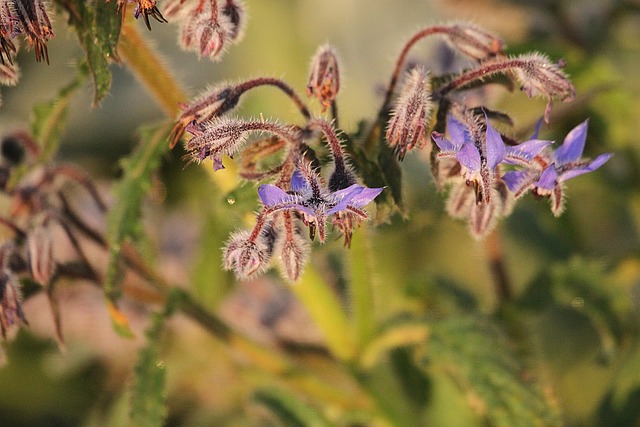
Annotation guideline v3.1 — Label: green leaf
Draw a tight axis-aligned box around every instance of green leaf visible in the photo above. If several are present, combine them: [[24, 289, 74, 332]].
[[30, 69, 87, 162], [416, 315, 562, 427], [130, 311, 167, 427], [518, 256, 630, 352], [253, 387, 333, 427], [105, 124, 169, 334], [56, 0, 122, 104]]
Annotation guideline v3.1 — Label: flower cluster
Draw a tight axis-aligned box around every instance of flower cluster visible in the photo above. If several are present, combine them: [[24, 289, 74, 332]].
[[172, 45, 384, 281], [162, 0, 246, 60], [380, 22, 611, 239]]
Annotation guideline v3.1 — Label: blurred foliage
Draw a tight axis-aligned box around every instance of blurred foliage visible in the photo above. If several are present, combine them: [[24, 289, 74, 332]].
[[0, 0, 639, 426]]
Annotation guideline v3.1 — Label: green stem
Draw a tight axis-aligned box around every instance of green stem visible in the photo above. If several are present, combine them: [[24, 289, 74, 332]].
[[291, 265, 356, 362], [348, 223, 376, 352], [118, 20, 187, 116]]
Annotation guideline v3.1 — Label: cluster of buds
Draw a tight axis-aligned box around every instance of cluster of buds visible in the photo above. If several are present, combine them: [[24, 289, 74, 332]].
[[0, 132, 110, 344], [173, 45, 384, 281], [0, 0, 54, 104], [161, 0, 246, 60], [382, 22, 611, 238]]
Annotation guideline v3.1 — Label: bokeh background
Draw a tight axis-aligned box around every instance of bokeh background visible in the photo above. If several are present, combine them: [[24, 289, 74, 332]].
[[1, 0, 640, 426]]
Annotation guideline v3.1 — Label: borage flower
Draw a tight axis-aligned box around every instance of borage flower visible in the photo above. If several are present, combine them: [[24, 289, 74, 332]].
[[503, 119, 613, 216], [258, 164, 383, 242], [432, 111, 505, 204]]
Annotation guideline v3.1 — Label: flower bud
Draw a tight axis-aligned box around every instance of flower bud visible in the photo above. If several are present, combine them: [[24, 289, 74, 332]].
[[220, 0, 246, 42], [0, 270, 26, 338], [510, 53, 575, 122], [223, 229, 273, 280], [0, 61, 18, 86], [179, 1, 228, 61], [277, 228, 309, 282], [27, 226, 55, 285], [306, 44, 340, 111], [444, 22, 505, 61], [386, 67, 433, 160]]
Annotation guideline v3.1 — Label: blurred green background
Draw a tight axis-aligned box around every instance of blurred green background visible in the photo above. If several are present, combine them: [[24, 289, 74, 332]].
[[1, 0, 640, 426]]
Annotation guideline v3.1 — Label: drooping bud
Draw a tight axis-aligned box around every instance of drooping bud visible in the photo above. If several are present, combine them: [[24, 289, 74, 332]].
[[386, 67, 433, 160], [169, 83, 239, 148], [220, 0, 246, 42], [306, 44, 340, 111], [223, 229, 273, 280], [27, 226, 55, 286], [0, 60, 18, 86], [10, 0, 55, 63], [509, 53, 575, 123], [179, 0, 228, 61], [277, 214, 309, 282], [443, 22, 505, 61]]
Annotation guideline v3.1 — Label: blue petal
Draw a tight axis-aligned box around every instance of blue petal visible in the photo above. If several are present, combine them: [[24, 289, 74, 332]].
[[503, 170, 528, 192], [347, 186, 384, 208], [505, 139, 553, 164], [530, 117, 544, 139], [456, 143, 481, 172], [536, 165, 558, 190], [290, 170, 308, 192], [432, 131, 455, 152], [258, 184, 290, 206], [327, 185, 363, 215], [447, 114, 469, 147], [560, 153, 613, 182], [484, 118, 506, 169], [554, 119, 588, 164]]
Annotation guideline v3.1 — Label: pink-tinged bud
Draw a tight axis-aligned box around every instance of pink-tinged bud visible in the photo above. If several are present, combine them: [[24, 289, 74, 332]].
[[509, 53, 575, 123], [27, 226, 55, 285], [386, 67, 433, 160], [179, 0, 228, 61], [277, 229, 309, 283], [444, 22, 505, 61], [223, 230, 272, 280], [306, 44, 340, 111], [0, 61, 18, 86]]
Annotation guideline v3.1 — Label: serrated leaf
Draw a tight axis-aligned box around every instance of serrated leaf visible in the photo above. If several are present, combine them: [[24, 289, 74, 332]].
[[519, 256, 630, 351], [130, 311, 167, 427], [416, 315, 562, 427], [105, 124, 168, 320], [30, 69, 86, 162], [253, 387, 333, 427], [56, 0, 122, 104]]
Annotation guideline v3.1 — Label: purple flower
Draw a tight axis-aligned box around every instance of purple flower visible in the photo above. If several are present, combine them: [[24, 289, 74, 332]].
[[258, 166, 383, 242], [503, 119, 613, 216], [432, 112, 506, 204]]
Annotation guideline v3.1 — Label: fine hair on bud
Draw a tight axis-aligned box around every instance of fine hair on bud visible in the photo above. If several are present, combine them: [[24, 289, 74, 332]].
[[222, 229, 272, 280], [442, 21, 505, 61], [307, 44, 340, 111], [386, 67, 433, 160]]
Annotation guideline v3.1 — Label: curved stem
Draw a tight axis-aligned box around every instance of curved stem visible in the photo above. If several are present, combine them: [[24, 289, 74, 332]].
[[378, 26, 450, 117], [438, 58, 526, 97], [234, 77, 312, 120]]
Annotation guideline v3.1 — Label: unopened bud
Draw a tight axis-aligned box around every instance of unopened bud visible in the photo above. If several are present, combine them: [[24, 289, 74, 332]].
[[0, 61, 18, 86], [386, 67, 433, 160], [278, 229, 309, 282], [220, 0, 246, 42], [179, 2, 228, 61], [307, 44, 340, 111], [444, 22, 505, 61], [0, 268, 26, 339], [27, 226, 55, 285], [223, 229, 272, 280], [510, 53, 575, 122]]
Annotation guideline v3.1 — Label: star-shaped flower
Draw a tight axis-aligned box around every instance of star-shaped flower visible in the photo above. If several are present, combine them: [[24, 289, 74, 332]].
[[258, 166, 383, 242], [503, 119, 613, 215]]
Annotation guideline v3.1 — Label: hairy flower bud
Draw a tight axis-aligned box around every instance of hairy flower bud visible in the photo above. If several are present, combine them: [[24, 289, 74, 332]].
[[220, 0, 246, 42], [509, 53, 575, 122], [277, 223, 309, 282], [27, 226, 55, 285], [179, 0, 228, 61], [443, 22, 505, 61], [306, 44, 340, 111], [386, 67, 433, 160], [223, 229, 273, 280], [0, 60, 18, 86]]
